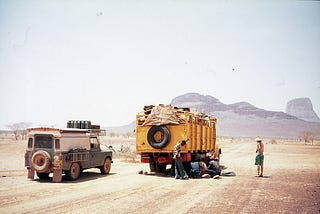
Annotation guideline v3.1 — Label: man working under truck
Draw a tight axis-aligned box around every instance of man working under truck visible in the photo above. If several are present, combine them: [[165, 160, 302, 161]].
[[173, 140, 188, 179]]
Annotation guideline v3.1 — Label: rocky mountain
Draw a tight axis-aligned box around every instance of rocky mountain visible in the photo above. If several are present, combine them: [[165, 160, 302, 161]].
[[170, 93, 320, 138], [286, 98, 320, 123], [106, 92, 320, 139], [105, 121, 136, 134]]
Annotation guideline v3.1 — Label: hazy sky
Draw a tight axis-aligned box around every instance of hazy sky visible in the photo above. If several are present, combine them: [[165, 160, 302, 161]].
[[0, 1, 319, 129]]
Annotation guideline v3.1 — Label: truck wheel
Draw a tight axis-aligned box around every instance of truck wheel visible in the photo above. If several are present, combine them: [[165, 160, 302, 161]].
[[100, 158, 111, 174], [66, 162, 81, 180], [147, 125, 170, 149], [156, 163, 167, 173], [215, 146, 222, 165], [149, 162, 156, 172], [31, 151, 51, 173]]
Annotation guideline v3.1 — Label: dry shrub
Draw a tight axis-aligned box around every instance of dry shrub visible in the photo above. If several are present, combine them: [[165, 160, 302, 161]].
[[270, 139, 277, 144], [113, 143, 139, 163]]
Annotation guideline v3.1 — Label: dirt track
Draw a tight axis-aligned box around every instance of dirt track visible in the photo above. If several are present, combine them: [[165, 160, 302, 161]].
[[0, 139, 319, 213]]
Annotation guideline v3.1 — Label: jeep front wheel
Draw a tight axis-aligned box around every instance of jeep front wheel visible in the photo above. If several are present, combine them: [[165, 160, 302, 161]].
[[66, 162, 81, 180], [100, 158, 111, 174]]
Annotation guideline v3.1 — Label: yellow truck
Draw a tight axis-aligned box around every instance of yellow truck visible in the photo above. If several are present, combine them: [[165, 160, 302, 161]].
[[136, 105, 220, 173]]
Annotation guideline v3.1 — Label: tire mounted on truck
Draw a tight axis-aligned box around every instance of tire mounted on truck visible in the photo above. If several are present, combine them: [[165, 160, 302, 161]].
[[147, 125, 170, 149]]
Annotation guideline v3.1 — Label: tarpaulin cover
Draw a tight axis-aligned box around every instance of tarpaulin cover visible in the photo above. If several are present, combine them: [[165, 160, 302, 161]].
[[142, 105, 180, 126]]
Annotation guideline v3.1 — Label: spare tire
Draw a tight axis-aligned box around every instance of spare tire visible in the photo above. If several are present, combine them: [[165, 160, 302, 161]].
[[147, 125, 170, 149], [31, 150, 51, 172]]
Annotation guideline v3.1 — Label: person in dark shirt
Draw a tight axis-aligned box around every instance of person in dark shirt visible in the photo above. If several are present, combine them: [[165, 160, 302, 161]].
[[189, 161, 207, 178], [173, 140, 188, 179], [205, 159, 221, 178]]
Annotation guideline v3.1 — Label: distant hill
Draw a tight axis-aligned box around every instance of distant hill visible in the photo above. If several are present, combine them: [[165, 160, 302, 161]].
[[286, 98, 320, 123], [105, 121, 136, 134], [106, 92, 320, 139], [171, 93, 320, 138]]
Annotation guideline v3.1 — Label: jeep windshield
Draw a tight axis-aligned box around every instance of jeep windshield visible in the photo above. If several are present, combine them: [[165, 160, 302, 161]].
[[34, 134, 53, 148]]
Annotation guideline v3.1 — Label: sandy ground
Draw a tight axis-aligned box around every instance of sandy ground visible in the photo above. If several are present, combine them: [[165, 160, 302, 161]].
[[0, 138, 319, 214]]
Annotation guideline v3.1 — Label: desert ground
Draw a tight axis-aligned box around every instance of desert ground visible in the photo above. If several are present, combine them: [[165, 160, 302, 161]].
[[0, 136, 319, 214]]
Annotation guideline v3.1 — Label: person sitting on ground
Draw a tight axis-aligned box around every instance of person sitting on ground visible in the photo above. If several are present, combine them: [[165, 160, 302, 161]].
[[189, 161, 207, 178], [205, 158, 221, 178]]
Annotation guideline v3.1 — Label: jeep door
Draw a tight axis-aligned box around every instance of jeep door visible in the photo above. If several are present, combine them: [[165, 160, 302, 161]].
[[89, 137, 104, 167]]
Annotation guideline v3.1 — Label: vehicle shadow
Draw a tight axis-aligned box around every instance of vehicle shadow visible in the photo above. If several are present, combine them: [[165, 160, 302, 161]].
[[35, 172, 117, 183], [142, 171, 173, 178]]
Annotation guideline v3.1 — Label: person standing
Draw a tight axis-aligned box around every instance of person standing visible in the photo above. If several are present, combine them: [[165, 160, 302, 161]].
[[173, 140, 188, 179], [255, 137, 264, 177]]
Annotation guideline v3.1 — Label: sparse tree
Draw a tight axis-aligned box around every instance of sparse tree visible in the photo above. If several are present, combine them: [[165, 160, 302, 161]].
[[270, 139, 277, 144], [122, 132, 133, 138], [7, 122, 32, 140], [301, 131, 314, 145], [108, 132, 118, 138]]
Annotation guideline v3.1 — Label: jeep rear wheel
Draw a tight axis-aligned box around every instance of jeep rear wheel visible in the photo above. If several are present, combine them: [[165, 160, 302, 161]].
[[100, 158, 111, 174], [31, 151, 51, 172], [66, 162, 81, 180]]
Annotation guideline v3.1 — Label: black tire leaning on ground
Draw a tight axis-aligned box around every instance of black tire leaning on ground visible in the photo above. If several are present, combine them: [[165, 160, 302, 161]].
[[147, 125, 171, 149], [100, 158, 111, 174], [31, 150, 51, 172]]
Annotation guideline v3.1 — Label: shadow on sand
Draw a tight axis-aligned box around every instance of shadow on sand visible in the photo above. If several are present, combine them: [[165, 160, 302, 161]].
[[35, 171, 117, 183]]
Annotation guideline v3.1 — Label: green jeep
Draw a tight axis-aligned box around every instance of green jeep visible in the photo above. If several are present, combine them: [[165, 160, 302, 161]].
[[24, 121, 113, 182]]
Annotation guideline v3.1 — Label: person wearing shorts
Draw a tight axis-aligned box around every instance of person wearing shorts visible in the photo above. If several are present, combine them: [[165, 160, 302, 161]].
[[255, 137, 264, 177]]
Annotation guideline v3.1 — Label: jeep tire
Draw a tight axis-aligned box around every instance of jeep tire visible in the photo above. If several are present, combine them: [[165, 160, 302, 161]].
[[147, 125, 170, 149], [100, 158, 111, 174], [66, 162, 81, 180], [31, 151, 51, 173]]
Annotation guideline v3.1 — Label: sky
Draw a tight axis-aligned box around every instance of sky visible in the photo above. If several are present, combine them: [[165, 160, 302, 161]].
[[0, 1, 319, 129]]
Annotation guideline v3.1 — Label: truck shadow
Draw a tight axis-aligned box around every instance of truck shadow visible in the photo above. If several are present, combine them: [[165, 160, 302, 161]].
[[143, 172, 173, 178], [35, 172, 117, 183]]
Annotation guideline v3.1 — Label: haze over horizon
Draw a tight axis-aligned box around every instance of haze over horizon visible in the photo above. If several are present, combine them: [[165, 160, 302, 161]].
[[0, 1, 319, 129]]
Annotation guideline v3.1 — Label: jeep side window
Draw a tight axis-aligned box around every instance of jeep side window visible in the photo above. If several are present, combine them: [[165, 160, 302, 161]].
[[34, 135, 53, 148], [90, 138, 99, 149], [55, 139, 60, 150], [27, 138, 33, 148]]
